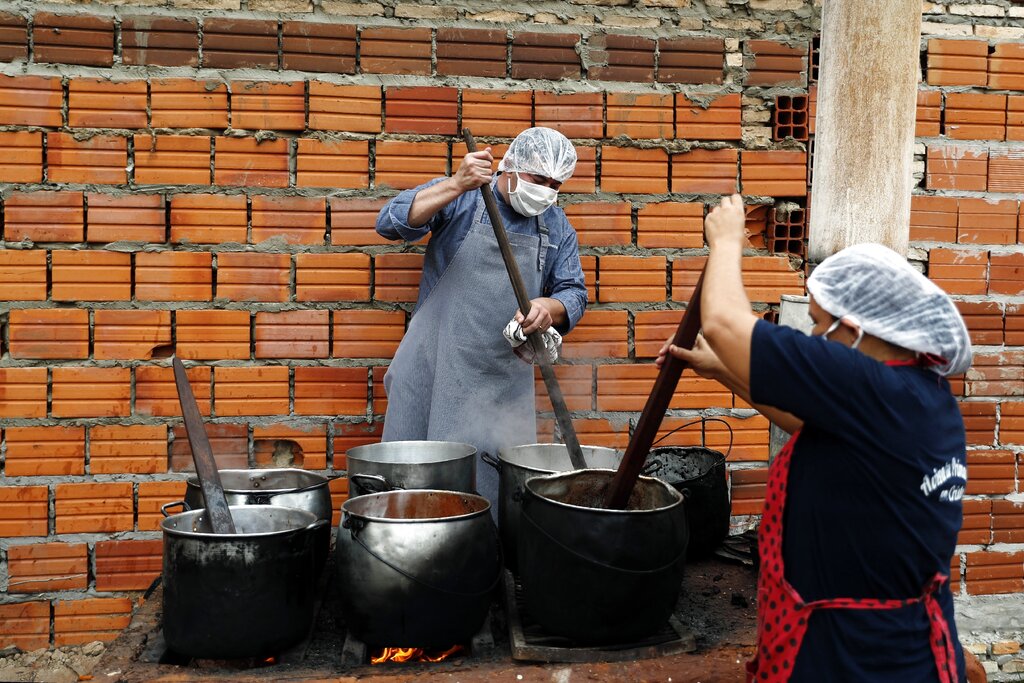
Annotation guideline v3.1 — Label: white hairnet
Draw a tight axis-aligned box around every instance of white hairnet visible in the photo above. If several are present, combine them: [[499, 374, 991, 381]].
[[806, 243, 972, 376], [497, 127, 577, 183]]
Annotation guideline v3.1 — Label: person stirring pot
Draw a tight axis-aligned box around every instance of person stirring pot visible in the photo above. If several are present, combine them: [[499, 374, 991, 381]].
[[659, 195, 973, 682], [375, 127, 587, 511]]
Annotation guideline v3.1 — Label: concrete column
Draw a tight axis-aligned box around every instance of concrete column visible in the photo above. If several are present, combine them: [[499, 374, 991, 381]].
[[808, 0, 922, 261]]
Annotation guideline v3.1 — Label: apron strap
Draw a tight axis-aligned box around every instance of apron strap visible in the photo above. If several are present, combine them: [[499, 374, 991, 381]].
[[537, 215, 549, 273]]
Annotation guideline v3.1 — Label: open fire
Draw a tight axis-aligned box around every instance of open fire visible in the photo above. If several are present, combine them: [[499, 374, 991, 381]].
[[370, 645, 464, 664]]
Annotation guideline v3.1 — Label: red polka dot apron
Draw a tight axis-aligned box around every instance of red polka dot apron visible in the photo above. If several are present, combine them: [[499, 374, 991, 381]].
[[746, 396, 959, 682]]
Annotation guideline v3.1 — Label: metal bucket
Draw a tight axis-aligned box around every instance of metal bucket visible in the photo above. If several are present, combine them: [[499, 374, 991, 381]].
[[346, 440, 476, 497], [487, 443, 622, 571], [518, 469, 688, 644]]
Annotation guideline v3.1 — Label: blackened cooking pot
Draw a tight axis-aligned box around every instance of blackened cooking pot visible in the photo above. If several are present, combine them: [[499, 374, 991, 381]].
[[346, 440, 476, 497], [336, 489, 500, 647], [487, 443, 622, 571], [518, 469, 687, 644], [162, 505, 327, 659]]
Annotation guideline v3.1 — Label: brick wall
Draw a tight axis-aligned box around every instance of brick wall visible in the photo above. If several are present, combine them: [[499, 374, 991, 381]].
[[0, 0, 1020, 661]]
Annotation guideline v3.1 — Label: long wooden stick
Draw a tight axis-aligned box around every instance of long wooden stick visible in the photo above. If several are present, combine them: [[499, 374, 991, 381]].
[[462, 128, 587, 471], [604, 269, 706, 509]]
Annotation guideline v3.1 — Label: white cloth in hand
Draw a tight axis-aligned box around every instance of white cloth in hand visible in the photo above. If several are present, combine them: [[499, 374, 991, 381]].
[[502, 319, 562, 364]]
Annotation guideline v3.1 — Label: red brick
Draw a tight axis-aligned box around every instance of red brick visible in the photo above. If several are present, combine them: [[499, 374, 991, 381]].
[[386, 86, 459, 136], [916, 90, 942, 138], [731, 467, 768, 515], [964, 350, 1023, 397], [658, 37, 724, 84], [254, 423, 328, 469], [910, 194, 958, 243], [5, 426, 85, 477], [332, 422, 383, 469], [559, 146, 597, 195], [0, 250, 47, 301], [231, 80, 304, 131], [944, 93, 1007, 141], [965, 550, 1024, 595], [741, 150, 807, 197], [598, 255, 666, 303], [990, 252, 1024, 296], [0, 131, 42, 182], [959, 498, 992, 545], [215, 136, 289, 188], [1007, 305, 1024, 346], [534, 364, 592, 413], [597, 363, 731, 412], [294, 366, 368, 416], [0, 602, 49, 651], [0, 367, 46, 418], [122, 15, 198, 67], [0, 12, 27, 63], [988, 42, 1024, 90], [251, 195, 326, 245], [137, 480, 187, 531], [437, 27, 506, 77], [330, 197, 390, 246], [563, 201, 631, 247], [371, 366, 388, 417], [966, 449, 1015, 495], [375, 140, 447, 191], [560, 309, 627, 359], [360, 26, 430, 75], [534, 92, 603, 139], [54, 598, 132, 646], [215, 365, 289, 416], [7, 543, 87, 593], [68, 79, 146, 129], [673, 255, 803, 303], [671, 148, 738, 194], [328, 474, 351, 523], [95, 539, 162, 592], [135, 364, 212, 417], [55, 482, 133, 534], [135, 251, 213, 301], [48, 132, 126, 185], [928, 247, 988, 296], [0, 487, 48, 537], [4, 191, 83, 242], [600, 146, 668, 194], [8, 309, 89, 359], [992, 500, 1024, 544], [215, 251, 290, 302], [1000, 401, 1024, 445], [635, 309, 686, 358], [957, 198, 1017, 245], [170, 193, 247, 244], [282, 21, 356, 73], [202, 18, 277, 69], [170, 422, 247, 472], [255, 310, 329, 359], [308, 82, 381, 133], [1011, 96, 1024, 142], [332, 309, 405, 359], [51, 367, 130, 418], [87, 193, 166, 243], [926, 146, 988, 192], [606, 92, 672, 140], [89, 425, 167, 475], [296, 139, 369, 189], [773, 94, 810, 142], [927, 38, 989, 87], [676, 93, 742, 141], [745, 40, 806, 86], [588, 33, 655, 82], [511, 31, 580, 80], [134, 134, 211, 185], [461, 89, 532, 138], [51, 249, 131, 301], [295, 252, 371, 301], [374, 252, 423, 302], [176, 309, 250, 360], [580, 254, 597, 302], [34, 12, 113, 67], [956, 301, 1003, 347], [988, 149, 1024, 194], [0, 74, 61, 127], [150, 79, 228, 129]]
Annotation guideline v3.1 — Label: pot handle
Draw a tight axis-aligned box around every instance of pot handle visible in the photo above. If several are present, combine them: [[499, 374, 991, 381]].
[[649, 416, 735, 461], [161, 500, 190, 517], [305, 518, 331, 533], [349, 473, 400, 494], [480, 451, 500, 471]]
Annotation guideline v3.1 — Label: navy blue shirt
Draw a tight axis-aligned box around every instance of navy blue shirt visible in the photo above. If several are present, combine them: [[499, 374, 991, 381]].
[[750, 319, 966, 683], [375, 176, 587, 333]]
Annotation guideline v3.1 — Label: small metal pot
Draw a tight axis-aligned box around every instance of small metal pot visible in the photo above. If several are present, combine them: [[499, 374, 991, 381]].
[[346, 441, 476, 497], [336, 489, 500, 647], [487, 443, 622, 571], [162, 505, 327, 660]]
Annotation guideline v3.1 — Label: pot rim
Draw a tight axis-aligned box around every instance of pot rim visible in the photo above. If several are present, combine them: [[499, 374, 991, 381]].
[[346, 440, 477, 466], [498, 442, 621, 475], [342, 489, 491, 523], [184, 468, 329, 495], [523, 468, 684, 515], [161, 504, 319, 539]]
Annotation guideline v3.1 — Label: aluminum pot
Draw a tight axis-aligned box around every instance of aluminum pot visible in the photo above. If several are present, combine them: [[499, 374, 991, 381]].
[[346, 441, 476, 497], [518, 469, 688, 644], [162, 505, 327, 659], [487, 443, 622, 571], [337, 489, 501, 647]]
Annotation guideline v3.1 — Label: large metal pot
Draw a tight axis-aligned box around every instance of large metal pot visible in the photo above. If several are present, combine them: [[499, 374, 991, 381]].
[[162, 505, 327, 659], [336, 489, 500, 647], [488, 443, 622, 571], [518, 469, 688, 644], [346, 441, 476, 497]]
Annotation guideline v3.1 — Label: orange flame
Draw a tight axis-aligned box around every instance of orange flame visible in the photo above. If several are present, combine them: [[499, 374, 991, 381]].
[[370, 645, 464, 664]]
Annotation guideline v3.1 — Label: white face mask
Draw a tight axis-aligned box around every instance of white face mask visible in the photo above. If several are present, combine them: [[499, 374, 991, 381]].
[[820, 317, 864, 350], [507, 172, 558, 217]]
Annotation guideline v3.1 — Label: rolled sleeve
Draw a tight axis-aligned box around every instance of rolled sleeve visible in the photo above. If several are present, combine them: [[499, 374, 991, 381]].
[[375, 180, 445, 242]]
